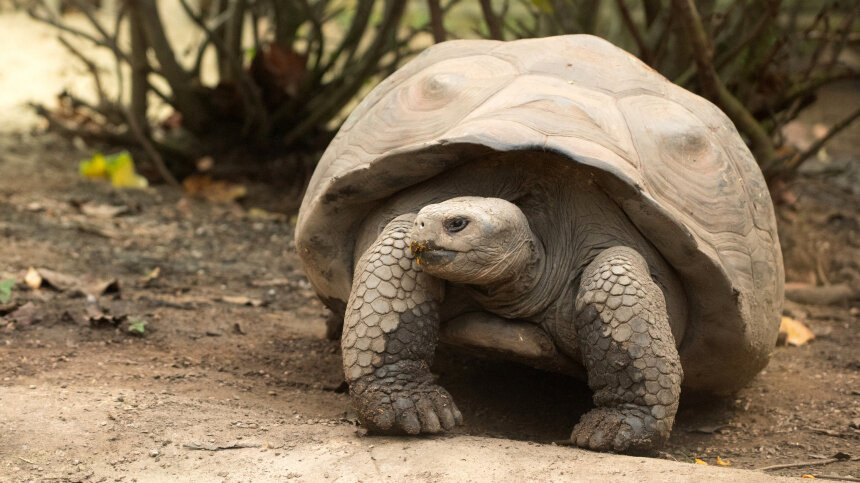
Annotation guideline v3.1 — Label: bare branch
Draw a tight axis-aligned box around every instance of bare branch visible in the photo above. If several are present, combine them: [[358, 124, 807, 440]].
[[68, 0, 114, 43], [299, 0, 326, 75], [128, 3, 149, 135], [57, 36, 108, 107], [479, 0, 503, 40], [177, 0, 267, 135], [123, 104, 181, 188], [672, 0, 775, 165], [779, 106, 860, 175], [283, 0, 407, 146], [715, 1, 780, 72], [675, 1, 781, 88], [754, 71, 859, 120], [428, 0, 446, 43], [826, 2, 859, 71], [27, 4, 130, 63], [331, 1, 375, 69], [615, 0, 653, 64]]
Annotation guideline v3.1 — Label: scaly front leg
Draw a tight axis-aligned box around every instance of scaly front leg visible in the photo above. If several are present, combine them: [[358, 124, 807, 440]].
[[343, 214, 463, 434], [571, 246, 683, 452]]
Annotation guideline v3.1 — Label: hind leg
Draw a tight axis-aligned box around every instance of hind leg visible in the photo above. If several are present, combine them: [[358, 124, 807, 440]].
[[342, 214, 463, 434], [571, 246, 683, 452]]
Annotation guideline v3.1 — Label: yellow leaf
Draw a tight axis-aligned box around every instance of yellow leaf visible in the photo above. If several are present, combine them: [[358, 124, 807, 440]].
[[80, 151, 147, 188], [716, 456, 731, 466], [802, 475, 815, 479], [110, 160, 148, 188], [779, 316, 815, 346], [695, 458, 708, 465], [105, 151, 133, 176], [24, 267, 42, 290], [79, 152, 108, 179]]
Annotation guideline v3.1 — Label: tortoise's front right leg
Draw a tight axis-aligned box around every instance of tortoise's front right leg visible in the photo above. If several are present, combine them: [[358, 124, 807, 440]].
[[571, 246, 683, 452], [343, 214, 463, 434]]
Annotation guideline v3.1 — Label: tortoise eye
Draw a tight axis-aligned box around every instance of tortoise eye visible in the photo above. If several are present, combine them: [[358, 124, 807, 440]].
[[444, 217, 469, 233]]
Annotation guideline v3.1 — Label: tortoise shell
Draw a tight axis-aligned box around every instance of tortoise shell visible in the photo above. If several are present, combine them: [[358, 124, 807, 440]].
[[296, 35, 784, 394]]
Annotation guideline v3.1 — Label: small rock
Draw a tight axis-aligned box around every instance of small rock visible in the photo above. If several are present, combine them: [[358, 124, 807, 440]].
[[149, 449, 159, 457]]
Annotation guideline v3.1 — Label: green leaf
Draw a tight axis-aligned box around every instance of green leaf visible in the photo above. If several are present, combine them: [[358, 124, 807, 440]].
[[127, 318, 147, 335], [0, 279, 14, 304]]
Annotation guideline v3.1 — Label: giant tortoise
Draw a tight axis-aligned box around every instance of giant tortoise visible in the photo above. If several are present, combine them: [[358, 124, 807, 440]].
[[295, 34, 784, 452]]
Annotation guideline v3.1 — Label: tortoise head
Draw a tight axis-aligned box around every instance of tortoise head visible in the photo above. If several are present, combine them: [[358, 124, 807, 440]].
[[409, 197, 536, 285]]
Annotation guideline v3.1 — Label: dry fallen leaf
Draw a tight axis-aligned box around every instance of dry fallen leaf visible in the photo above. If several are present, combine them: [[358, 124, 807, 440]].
[[141, 267, 161, 283], [37, 268, 119, 298], [183, 175, 246, 203], [779, 316, 815, 346], [801, 475, 815, 479], [247, 207, 287, 222], [219, 295, 264, 307], [25, 267, 42, 290], [694, 458, 708, 465], [716, 456, 731, 466], [80, 202, 128, 218]]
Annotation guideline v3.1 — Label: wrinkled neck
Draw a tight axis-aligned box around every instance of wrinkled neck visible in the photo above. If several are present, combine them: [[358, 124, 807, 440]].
[[468, 229, 546, 319]]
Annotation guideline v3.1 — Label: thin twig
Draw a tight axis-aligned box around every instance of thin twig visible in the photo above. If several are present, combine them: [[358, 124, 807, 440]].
[[810, 475, 860, 482], [784, 106, 860, 172], [282, 0, 407, 146], [27, 5, 130, 63], [299, 0, 326, 74], [672, 0, 775, 166], [716, 1, 780, 72], [427, 0, 446, 43], [757, 456, 859, 471], [826, 2, 859, 71], [183, 442, 261, 451], [615, 0, 653, 64], [56, 36, 108, 106], [29, 102, 137, 145], [178, 0, 267, 137], [123, 106, 180, 188], [479, 0, 503, 40]]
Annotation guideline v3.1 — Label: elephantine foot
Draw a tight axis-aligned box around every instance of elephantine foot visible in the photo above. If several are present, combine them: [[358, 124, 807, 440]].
[[571, 406, 669, 452], [350, 371, 463, 434]]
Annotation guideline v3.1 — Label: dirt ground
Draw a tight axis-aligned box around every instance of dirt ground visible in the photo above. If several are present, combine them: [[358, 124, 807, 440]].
[[1, 10, 859, 483]]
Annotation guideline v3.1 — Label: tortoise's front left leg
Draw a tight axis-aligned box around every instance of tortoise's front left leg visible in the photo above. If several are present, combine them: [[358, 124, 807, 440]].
[[343, 214, 463, 434]]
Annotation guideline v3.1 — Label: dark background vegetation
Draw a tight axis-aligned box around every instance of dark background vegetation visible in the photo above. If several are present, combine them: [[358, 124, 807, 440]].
[[17, 0, 860, 192]]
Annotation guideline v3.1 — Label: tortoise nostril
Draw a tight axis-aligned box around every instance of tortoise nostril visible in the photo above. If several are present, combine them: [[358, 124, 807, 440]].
[[420, 222, 425, 228]]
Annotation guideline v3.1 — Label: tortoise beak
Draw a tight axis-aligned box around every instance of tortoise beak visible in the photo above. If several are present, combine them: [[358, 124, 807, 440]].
[[409, 240, 457, 266], [410, 214, 458, 266]]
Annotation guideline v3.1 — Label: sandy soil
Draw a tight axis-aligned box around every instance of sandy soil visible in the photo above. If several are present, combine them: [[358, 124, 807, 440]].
[[1, 9, 858, 483]]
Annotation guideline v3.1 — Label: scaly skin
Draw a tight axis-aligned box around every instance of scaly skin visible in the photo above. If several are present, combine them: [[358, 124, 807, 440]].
[[342, 214, 463, 434], [571, 246, 683, 452]]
